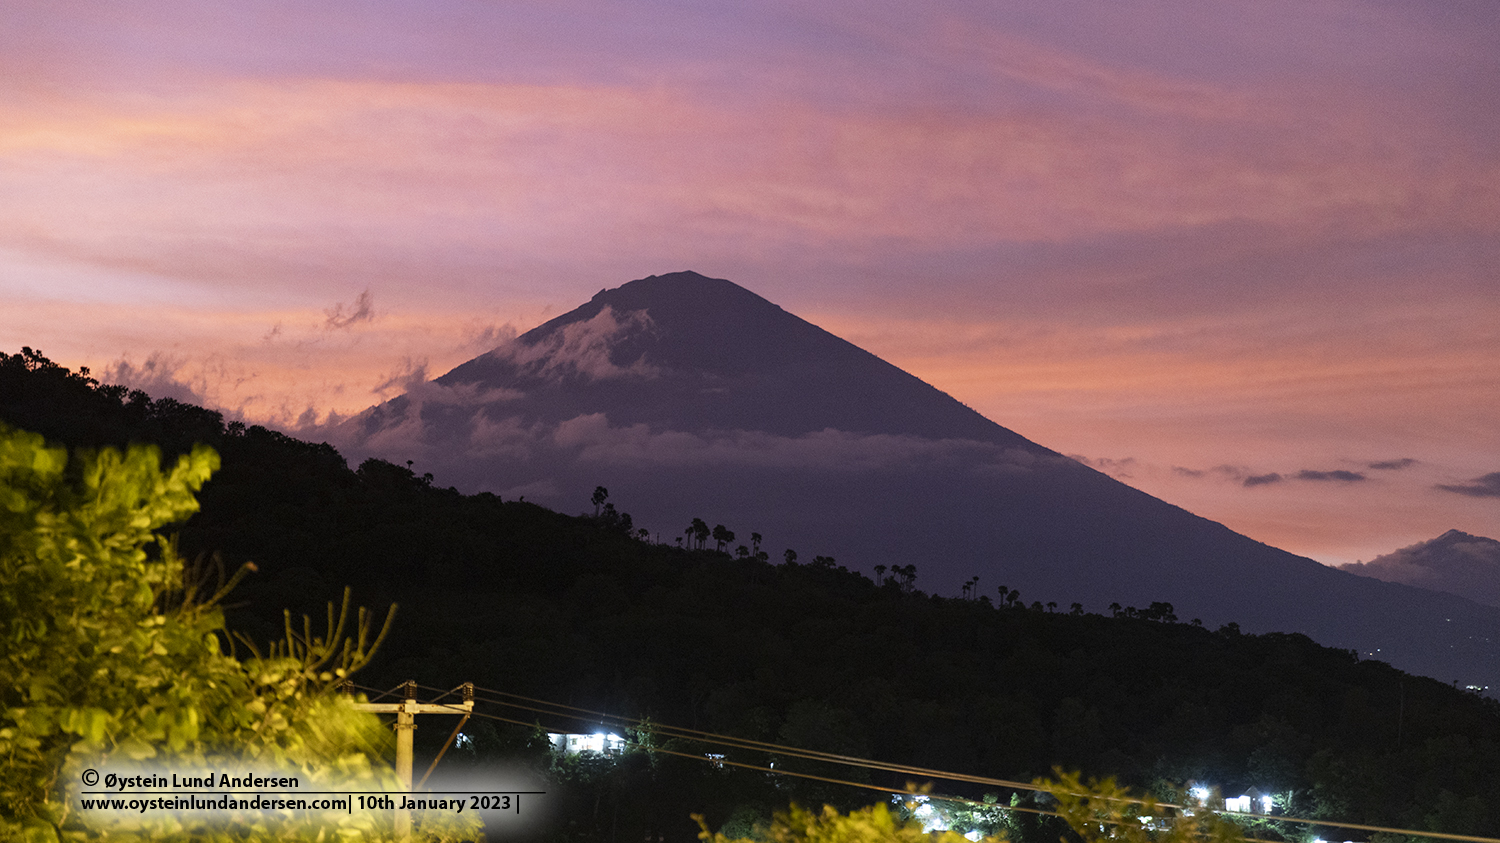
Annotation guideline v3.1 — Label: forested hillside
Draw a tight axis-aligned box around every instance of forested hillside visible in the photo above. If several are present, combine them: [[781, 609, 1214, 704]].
[[3, 347, 1498, 842]]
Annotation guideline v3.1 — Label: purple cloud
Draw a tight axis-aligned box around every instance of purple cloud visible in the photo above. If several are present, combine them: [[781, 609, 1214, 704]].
[[1296, 470, 1366, 483], [1435, 473, 1500, 499]]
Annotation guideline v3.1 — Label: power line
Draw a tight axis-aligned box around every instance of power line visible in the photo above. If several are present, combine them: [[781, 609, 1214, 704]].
[[412, 697, 1068, 823], [352, 683, 1500, 843], [454, 683, 1043, 792]]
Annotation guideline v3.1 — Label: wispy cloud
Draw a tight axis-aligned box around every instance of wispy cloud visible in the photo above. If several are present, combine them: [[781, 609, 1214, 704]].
[[324, 290, 374, 330], [1243, 473, 1283, 488], [1368, 458, 1418, 470], [1070, 455, 1137, 477]]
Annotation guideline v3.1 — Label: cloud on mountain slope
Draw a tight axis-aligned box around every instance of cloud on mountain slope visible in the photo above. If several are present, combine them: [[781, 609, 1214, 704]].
[[478, 306, 659, 382], [331, 402, 1073, 488], [549, 413, 1064, 473]]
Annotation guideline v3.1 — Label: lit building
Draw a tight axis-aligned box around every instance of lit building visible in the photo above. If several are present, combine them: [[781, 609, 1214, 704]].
[[548, 731, 627, 755]]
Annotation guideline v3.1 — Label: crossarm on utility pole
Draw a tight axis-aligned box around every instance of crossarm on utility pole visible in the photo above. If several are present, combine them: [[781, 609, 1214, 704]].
[[349, 681, 475, 841]]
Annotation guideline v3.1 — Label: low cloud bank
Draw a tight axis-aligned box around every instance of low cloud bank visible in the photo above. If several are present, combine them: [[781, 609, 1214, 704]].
[[100, 353, 211, 407], [327, 400, 1071, 494]]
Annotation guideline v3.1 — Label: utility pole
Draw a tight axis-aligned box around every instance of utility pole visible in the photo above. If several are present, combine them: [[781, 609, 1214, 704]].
[[350, 681, 474, 840]]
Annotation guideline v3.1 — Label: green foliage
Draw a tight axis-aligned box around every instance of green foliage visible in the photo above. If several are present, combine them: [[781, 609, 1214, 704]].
[[1037, 770, 1246, 843], [0, 424, 473, 841], [696, 801, 987, 843]]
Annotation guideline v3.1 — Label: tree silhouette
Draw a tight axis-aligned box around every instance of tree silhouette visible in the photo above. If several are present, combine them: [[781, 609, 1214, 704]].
[[891, 563, 917, 592], [712, 524, 734, 553], [962, 575, 980, 599], [783, 549, 798, 566], [687, 518, 710, 550], [591, 485, 609, 516]]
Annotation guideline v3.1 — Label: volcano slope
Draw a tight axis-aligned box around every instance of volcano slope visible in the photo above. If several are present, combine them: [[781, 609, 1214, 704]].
[[336, 271, 1499, 687]]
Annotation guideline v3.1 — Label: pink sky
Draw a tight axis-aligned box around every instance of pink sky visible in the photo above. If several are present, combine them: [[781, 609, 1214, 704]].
[[2, 0, 1497, 566]]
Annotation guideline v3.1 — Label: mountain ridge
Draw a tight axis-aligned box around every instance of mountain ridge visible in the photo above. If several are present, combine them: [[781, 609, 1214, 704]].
[[335, 271, 1500, 687]]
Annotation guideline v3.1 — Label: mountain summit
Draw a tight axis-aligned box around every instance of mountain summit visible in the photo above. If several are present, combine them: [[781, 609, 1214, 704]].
[[337, 271, 1500, 687], [429, 271, 1038, 446]]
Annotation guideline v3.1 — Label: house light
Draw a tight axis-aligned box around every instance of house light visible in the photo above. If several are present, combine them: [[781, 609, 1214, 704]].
[[1259, 795, 1274, 813], [1224, 796, 1250, 813], [1190, 786, 1211, 802]]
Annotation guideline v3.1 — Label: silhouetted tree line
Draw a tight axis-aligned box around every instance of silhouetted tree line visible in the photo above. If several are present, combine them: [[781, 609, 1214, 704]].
[[4, 348, 1500, 843]]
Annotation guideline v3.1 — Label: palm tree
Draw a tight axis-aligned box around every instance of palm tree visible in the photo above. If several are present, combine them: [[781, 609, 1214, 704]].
[[712, 524, 734, 553], [688, 518, 710, 550], [591, 486, 609, 516]]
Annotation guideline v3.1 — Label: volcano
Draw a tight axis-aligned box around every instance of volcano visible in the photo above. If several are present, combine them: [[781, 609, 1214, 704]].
[[1343, 530, 1500, 610], [336, 271, 1500, 687]]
